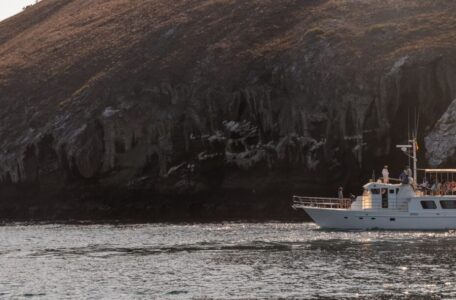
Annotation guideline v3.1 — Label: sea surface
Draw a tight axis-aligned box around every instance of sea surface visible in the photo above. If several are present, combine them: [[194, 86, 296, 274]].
[[0, 222, 455, 299]]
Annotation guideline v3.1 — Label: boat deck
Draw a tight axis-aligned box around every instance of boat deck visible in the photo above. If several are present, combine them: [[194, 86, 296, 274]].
[[292, 196, 352, 209]]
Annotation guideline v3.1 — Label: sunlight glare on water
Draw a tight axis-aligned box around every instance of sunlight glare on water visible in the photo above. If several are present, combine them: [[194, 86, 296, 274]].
[[0, 223, 455, 299]]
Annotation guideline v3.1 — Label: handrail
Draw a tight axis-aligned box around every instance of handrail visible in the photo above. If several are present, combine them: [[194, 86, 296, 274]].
[[380, 177, 402, 182], [292, 195, 352, 209]]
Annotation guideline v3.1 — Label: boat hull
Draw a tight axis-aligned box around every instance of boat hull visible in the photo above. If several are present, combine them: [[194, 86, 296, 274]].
[[304, 207, 456, 230]]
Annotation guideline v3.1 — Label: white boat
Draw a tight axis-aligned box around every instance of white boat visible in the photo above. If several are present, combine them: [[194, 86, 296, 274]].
[[292, 138, 456, 230]]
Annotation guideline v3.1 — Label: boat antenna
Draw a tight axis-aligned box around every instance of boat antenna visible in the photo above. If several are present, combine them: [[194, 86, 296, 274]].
[[407, 108, 410, 140], [396, 107, 418, 187], [413, 108, 420, 183], [414, 108, 420, 141]]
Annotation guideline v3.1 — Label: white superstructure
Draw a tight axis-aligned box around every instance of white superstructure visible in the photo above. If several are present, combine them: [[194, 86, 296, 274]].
[[293, 182, 456, 230], [292, 137, 456, 230]]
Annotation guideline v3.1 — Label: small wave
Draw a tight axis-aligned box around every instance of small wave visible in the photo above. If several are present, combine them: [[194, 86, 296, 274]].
[[23, 293, 46, 298], [27, 241, 293, 258], [166, 290, 188, 295]]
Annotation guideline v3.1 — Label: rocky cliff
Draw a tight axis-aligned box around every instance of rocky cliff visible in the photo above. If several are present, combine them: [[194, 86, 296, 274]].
[[1, 0, 456, 220]]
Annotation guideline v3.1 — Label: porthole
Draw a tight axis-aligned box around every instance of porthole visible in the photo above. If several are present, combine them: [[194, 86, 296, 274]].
[[371, 217, 376, 220], [390, 218, 396, 221], [344, 217, 348, 219], [359, 217, 364, 220]]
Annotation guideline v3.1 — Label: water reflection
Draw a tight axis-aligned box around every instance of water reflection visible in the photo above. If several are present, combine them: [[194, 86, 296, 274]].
[[0, 223, 454, 299]]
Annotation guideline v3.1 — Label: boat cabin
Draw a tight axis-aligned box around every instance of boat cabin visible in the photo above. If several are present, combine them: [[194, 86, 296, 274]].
[[350, 176, 456, 213], [351, 182, 415, 211], [408, 197, 456, 211]]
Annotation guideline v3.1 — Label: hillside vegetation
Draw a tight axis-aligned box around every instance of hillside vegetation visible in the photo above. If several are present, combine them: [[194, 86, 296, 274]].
[[1, 0, 456, 220]]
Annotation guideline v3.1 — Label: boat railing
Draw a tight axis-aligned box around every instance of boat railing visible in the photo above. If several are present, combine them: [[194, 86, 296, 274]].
[[292, 196, 352, 209], [380, 177, 402, 183]]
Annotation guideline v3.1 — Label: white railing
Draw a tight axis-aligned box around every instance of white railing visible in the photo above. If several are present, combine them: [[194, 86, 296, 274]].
[[292, 196, 352, 209]]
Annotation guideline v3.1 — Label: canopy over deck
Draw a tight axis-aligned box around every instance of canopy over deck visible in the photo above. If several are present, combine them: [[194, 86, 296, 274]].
[[418, 169, 456, 173]]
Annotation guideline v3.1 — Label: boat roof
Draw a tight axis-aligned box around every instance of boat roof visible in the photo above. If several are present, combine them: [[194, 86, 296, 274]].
[[419, 169, 456, 173], [363, 182, 401, 189]]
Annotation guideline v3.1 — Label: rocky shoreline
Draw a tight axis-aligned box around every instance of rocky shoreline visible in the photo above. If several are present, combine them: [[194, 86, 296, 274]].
[[0, 189, 310, 222]]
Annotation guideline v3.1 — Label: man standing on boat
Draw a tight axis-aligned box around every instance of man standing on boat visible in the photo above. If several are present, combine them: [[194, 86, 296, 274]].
[[338, 187, 344, 199], [382, 165, 389, 183], [405, 165, 412, 178], [405, 165, 414, 184], [400, 168, 410, 184]]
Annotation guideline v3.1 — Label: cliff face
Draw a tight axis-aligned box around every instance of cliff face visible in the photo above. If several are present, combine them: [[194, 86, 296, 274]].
[[1, 0, 456, 220]]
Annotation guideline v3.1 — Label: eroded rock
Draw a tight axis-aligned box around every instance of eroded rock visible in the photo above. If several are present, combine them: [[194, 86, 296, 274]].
[[1, 0, 456, 219]]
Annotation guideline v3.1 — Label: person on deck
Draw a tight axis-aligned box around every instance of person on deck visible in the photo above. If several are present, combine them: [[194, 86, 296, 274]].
[[436, 181, 442, 195], [382, 165, 389, 183], [338, 187, 344, 199], [405, 165, 412, 178], [421, 177, 430, 194], [399, 170, 409, 184], [431, 180, 437, 195], [421, 177, 429, 188]]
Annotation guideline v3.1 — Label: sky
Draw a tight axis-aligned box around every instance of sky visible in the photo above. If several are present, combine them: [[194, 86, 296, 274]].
[[0, 0, 37, 21]]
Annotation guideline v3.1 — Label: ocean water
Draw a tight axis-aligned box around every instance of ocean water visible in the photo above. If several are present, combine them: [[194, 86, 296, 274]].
[[0, 222, 455, 299]]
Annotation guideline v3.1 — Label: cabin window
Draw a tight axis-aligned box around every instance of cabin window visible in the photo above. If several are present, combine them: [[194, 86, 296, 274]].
[[421, 201, 437, 209], [371, 189, 380, 194], [389, 189, 395, 194], [440, 200, 456, 209]]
